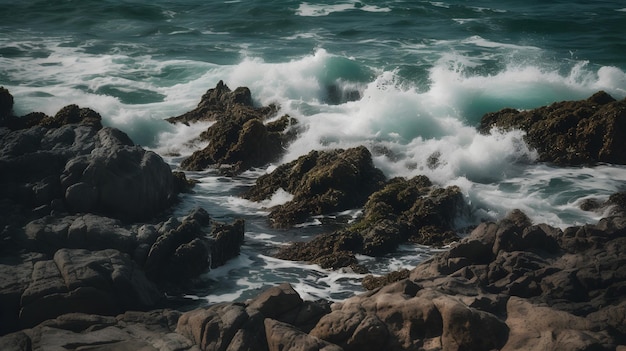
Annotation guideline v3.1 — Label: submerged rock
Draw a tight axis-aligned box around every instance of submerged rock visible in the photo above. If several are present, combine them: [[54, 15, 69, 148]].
[[168, 81, 297, 174], [479, 91, 626, 165], [244, 146, 387, 228]]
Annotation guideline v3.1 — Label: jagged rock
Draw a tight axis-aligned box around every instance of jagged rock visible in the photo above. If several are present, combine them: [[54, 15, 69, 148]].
[[0, 86, 14, 119], [169, 81, 295, 174], [245, 146, 386, 228], [275, 174, 466, 269], [144, 208, 244, 286], [479, 91, 626, 165], [166, 80, 257, 124], [406, 209, 626, 348]]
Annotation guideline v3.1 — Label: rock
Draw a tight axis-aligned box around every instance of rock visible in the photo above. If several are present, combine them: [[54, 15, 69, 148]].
[[245, 146, 386, 228], [17, 249, 162, 329], [274, 174, 467, 269], [0, 86, 14, 119], [0, 98, 183, 223], [247, 283, 303, 320], [144, 210, 244, 287], [67, 127, 178, 221], [166, 80, 256, 124], [502, 297, 612, 351], [265, 318, 343, 351], [175, 283, 331, 351], [0, 253, 45, 335], [208, 218, 245, 268], [479, 91, 626, 165], [170, 81, 295, 174], [0, 310, 195, 351], [362, 269, 410, 290]]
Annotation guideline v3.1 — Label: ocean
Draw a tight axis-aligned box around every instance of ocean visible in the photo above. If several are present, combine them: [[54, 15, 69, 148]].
[[2, 0, 626, 302]]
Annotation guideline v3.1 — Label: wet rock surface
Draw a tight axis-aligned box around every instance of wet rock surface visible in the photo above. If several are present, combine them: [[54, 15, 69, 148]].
[[2, 87, 626, 350], [245, 146, 387, 228], [168, 81, 297, 174], [274, 175, 467, 270], [479, 91, 626, 165]]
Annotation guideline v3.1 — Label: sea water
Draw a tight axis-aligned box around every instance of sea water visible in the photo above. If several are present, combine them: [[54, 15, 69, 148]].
[[2, 0, 626, 301]]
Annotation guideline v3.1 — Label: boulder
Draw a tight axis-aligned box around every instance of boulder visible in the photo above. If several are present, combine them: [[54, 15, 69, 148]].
[[245, 146, 386, 228], [0, 95, 186, 222], [265, 318, 343, 351], [64, 127, 179, 221], [479, 91, 626, 165], [175, 283, 330, 351]]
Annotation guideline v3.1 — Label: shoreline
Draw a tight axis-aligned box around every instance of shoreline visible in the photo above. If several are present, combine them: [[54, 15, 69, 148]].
[[1, 85, 625, 350]]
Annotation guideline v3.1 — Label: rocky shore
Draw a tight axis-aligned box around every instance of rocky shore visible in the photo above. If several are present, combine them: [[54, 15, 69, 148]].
[[1, 85, 625, 350]]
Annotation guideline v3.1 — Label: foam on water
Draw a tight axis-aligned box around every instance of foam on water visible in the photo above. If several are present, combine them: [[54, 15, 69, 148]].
[[296, 1, 391, 17]]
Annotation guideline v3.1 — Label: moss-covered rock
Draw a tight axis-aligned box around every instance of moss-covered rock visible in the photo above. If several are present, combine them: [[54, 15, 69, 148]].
[[479, 91, 626, 165]]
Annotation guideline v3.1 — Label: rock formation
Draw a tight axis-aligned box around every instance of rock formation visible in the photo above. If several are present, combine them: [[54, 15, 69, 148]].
[[244, 146, 387, 228], [274, 175, 467, 270], [479, 91, 626, 165], [0, 99, 182, 222], [167, 81, 297, 174]]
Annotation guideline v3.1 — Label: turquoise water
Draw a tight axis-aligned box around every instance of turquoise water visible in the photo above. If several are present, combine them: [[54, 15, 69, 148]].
[[2, 0, 626, 301]]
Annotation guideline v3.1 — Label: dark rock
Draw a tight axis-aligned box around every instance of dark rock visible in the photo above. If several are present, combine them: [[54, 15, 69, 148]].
[[68, 127, 178, 221], [166, 80, 256, 124], [245, 146, 386, 228], [0, 86, 14, 120], [208, 218, 245, 268], [16, 248, 162, 329], [170, 81, 295, 174], [362, 269, 410, 291], [479, 91, 626, 165], [0, 310, 194, 351], [275, 174, 466, 269], [0, 102, 182, 223], [144, 210, 244, 286]]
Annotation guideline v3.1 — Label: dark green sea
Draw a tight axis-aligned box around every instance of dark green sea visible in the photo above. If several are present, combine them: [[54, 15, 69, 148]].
[[2, 0, 625, 301]]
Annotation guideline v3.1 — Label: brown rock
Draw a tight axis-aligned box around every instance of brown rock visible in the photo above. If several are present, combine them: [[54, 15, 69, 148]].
[[264, 318, 343, 351], [479, 91, 626, 165]]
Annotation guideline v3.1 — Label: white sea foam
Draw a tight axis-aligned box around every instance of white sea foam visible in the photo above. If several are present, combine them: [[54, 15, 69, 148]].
[[296, 1, 390, 17]]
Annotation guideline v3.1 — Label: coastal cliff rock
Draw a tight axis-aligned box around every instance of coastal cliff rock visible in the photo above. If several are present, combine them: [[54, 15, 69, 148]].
[[244, 146, 387, 228], [168, 81, 297, 174], [274, 175, 466, 270], [479, 91, 626, 165]]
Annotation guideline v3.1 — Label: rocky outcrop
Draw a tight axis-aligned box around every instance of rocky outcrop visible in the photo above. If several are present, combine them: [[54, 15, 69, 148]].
[[0, 95, 184, 222], [2, 208, 245, 335], [274, 175, 466, 270], [0, 86, 14, 119], [175, 283, 332, 351], [168, 81, 297, 174], [0, 310, 195, 351], [245, 146, 387, 228], [479, 91, 626, 165]]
